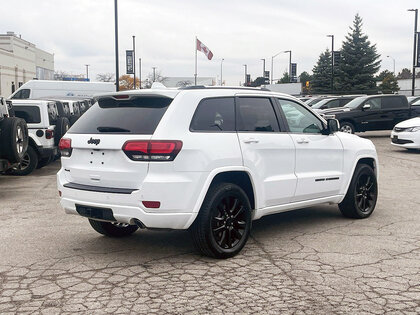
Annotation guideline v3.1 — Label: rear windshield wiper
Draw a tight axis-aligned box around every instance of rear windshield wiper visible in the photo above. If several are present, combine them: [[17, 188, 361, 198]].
[[97, 126, 131, 132]]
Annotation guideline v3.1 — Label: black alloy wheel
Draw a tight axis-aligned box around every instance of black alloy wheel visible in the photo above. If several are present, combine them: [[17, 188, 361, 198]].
[[211, 196, 247, 250], [355, 173, 376, 213]]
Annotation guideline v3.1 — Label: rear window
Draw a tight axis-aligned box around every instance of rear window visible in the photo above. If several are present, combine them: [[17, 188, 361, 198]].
[[68, 96, 172, 134], [14, 106, 41, 123]]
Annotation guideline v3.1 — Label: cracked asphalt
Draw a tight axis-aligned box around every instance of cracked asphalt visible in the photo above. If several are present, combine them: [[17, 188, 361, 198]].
[[0, 131, 419, 314]]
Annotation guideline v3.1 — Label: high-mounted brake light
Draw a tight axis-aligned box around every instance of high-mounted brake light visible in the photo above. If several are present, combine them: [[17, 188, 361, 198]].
[[113, 94, 130, 99], [59, 138, 72, 157], [122, 140, 182, 161]]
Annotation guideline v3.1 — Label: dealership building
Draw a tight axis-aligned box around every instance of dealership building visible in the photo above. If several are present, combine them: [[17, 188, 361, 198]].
[[0, 32, 54, 97]]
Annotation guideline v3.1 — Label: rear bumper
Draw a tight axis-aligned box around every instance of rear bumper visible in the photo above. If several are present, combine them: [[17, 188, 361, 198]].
[[37, 146, 58, 159], [57, 169, 204, 229]]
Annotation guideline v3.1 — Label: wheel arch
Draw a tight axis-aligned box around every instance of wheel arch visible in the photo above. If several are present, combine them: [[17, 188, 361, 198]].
[[340, 155, 378, 203], [183, 167, 257, 229]]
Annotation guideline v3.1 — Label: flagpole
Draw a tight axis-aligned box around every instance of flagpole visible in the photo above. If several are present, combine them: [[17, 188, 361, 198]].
[[194, 36, 197, 85]]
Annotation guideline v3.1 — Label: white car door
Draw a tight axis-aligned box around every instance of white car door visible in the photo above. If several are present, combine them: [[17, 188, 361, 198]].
[[236, 96, 296, 208], [276, 98, 344, 202]]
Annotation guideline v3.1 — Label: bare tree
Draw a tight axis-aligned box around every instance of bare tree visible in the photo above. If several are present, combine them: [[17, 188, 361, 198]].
[[54, 70, 70, 80], [176, 80, 193, 88], [96, 73, 115, 82], [146, 70, 167, 84]]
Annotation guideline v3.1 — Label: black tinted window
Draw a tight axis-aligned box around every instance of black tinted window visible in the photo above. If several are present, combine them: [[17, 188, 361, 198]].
[[14, 106, 41, 123], [382, 96, 406, 109], [237, 98, 279, 132], [11, 89, 30, 99], [68, 96, 172, 134], [190, 97, 235, 132], [326, 99, 340, 108], [340, 98, 352, 106]]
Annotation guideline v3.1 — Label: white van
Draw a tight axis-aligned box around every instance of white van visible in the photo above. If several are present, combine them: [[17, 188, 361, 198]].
[[9, 80, 115, 100]]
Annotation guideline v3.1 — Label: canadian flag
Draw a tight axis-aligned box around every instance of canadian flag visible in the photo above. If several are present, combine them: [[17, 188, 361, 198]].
[[196, 38, 213, 60]]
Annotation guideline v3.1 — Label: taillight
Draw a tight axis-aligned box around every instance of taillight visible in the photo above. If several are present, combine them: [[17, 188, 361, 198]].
[[122, 140, 182, 161], [45, 129, 54, 139], [59, 138, 72, 157]]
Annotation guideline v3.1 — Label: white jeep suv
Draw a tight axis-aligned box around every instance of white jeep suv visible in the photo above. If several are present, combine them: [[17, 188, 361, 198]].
[[57, 87, 379, 258]]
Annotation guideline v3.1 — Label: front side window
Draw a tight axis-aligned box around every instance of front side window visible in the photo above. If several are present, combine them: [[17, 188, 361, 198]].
[[237, 97, 279, 132], [14, 106, 41, 123], [190, 97, 235, 132], [278, 99, 324, 134], [11, 89, 30, 99], [364, 98, 381, 110]]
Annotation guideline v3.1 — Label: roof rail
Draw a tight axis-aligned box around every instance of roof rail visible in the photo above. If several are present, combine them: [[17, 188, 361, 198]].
[[179, 86, 271, 92]]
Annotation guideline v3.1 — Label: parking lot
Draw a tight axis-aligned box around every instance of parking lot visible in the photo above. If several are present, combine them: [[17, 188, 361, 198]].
[[0, 131, 419, 314]]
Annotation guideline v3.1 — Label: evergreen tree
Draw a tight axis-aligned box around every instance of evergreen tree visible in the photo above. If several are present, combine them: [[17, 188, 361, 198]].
[[335, 14, 381, 94], [378, 72, 399, 94], [278, 72, 290, 83], [396, 68, 412, 79], [376, 70, 393, 81], [311, 49, 332, 93]]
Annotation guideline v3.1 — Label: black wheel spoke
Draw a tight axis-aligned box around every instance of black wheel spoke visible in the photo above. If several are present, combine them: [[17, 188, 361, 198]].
[[230, 198, 238, 213], [233, 205, 244, 219], [213, 225, 225, 233]]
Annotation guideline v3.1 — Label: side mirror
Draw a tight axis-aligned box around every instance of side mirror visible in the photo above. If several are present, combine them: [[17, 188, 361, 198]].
[[362, 104, 371, 110], [323, 118, 340, 134]]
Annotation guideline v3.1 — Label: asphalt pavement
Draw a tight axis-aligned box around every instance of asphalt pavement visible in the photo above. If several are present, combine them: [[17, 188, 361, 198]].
[[0, 131, 419, 314]]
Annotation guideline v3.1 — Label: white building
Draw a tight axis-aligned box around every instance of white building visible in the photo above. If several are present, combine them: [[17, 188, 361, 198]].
[[160, 77, 216, 88], [0, 32, 54, 97], [396, 78, 420, 96]]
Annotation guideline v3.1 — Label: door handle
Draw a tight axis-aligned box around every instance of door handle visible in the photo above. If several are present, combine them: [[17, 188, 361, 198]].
[[296, 138, 309, 144], [243, 138, 259, 144]]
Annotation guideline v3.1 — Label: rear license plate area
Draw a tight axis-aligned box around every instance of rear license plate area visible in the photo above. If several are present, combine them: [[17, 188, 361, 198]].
[[76, 204, 116, 221]]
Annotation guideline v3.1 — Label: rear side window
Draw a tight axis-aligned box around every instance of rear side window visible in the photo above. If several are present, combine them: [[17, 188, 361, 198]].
[[14, 106, 41, 123], [326, 99, 340, 109], [339, 98, 352, 106], [237, 97, 279, 132], [190, 97, 235, 132], [382, 96, 407, 109], [68, 96, 172, 134]]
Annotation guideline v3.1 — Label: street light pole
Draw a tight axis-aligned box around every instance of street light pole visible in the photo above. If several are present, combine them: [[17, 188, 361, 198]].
[[271, 52, 282, 84], [132, 35, 136, 89], [327, 35, 334, 93], [139, 58, 142, 89], [220, 58, 224, 86], [386, 55, 396, 75], [283, 50, 292, 82], [114, 0, 119, 91], [85, 64, 90, 80], [408, 9, 418, 96], [243, 64, 247, 86], [261, 58, 265, 77]]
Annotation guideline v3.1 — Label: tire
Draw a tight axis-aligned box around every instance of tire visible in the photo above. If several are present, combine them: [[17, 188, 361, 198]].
[[191, 183, 252, 259], [9, 145, 38, 176], [339, 164, 378, 219], [340, 121, 355, 134], [54, 117, 70, 146], [69, 114, 80, 126], [88, 219, 138, 237], [0, 117, 28, 163]]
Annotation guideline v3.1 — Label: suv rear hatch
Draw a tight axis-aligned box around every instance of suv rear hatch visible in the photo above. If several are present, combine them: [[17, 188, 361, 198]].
[[61, 93, 177, 190]]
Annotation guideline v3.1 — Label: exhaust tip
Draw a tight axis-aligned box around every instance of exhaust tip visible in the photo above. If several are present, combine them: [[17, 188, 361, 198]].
[[132, 219, 146, 229]]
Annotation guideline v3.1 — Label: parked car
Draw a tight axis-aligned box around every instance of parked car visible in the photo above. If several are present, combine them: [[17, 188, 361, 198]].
[[57, 87, 379, 259], [391, 117, 420, 150], [10, 100, 70, 175], [312, 95, 365, 113], [0, 97, 28, 172], [8, 80, 115, 100], [323, 95, 418, 133], [305, 95, 334, 106]]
